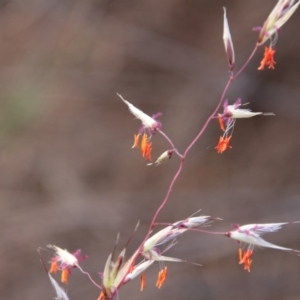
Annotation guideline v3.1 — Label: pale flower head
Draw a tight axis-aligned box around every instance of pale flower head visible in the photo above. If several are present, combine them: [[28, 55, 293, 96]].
[[143, 214, 214, 253], [223, 7, 235, 71], [124, 260, 154, 282], [142, 226, 184, 253], [117, 93, 162, 135], [257, 0, 300, 45], [172, 215, 216, 229], [216, 99, 274, 154], [48, 245, 79, 267], [217, 99, 275, 141], [100, 247, 142, 300], [226, 222, 300, 252], [222, 99, 274, 119], [147, 150, 173, 166], [47, 245, 87, 284], [226, 222, 300, 272]]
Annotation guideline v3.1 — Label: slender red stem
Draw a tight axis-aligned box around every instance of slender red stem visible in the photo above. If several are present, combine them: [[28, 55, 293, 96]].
[[76, 264, 102, 290], [158, 129, 183, 157], [148, 159, 184, 230], [142, 45, 258, 240], [125, 44, 259, 289], [233, 46, 258, 79], [184, 77, 232, 157]]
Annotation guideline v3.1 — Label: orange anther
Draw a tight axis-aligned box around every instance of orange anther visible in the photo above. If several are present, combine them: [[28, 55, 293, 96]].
[[61, 269, 69, 284], [215, 136, 232, 154], [218, 114, 225, 131], [97, 291, 105, 300], [156, 266, 168, 289], [49, 261, 58, 274], [132, 134, 140, 148], [140, 273, 146, 291], [238, 248, 253, 272], [140, 134, 152, 161], [258, 47, 276, 70]]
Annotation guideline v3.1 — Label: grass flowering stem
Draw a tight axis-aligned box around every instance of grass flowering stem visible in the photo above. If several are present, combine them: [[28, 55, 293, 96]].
[[158, 129, 183, 158], [76, 264, 102, 290]]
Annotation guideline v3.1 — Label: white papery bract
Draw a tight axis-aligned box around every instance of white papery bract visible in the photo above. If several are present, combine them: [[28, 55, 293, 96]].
[[257, 0, 300, 45], [227, 222, 300, 253], [48, 245, 78, 267], [48, 273, 70, 300], [223, 7, 235, 70], [117, 93, 160, 134]]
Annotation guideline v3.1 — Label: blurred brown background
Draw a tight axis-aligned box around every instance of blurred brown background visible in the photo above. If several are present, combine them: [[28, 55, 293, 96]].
[[1, 0, 300, 299]]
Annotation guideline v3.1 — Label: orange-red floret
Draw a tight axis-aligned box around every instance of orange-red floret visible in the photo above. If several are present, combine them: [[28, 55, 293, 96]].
[[238, 248, 253, 272], [215, 136, 232, 154], [258, 47, 276, 70], [132, 134, 140, 148], [218, 114, 225, 131], [156, 266, 168, 289], [133, 133, 152, 161], [140, 273, 146, 291], [61, 269, 69, 284], [97, 291, 105, 300], [49, 261, 58, 274]]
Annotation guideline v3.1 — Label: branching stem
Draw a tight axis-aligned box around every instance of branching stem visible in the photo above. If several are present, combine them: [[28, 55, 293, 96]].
[[139, 45, 258, 249]]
